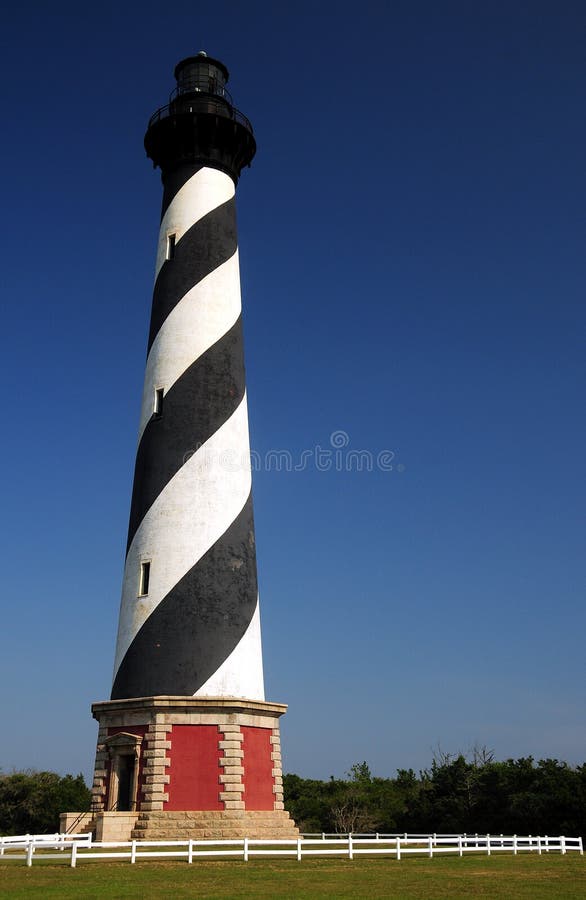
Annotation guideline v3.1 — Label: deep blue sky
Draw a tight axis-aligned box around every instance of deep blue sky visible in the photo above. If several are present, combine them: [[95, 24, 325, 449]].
[[1, 1, 584, 783]]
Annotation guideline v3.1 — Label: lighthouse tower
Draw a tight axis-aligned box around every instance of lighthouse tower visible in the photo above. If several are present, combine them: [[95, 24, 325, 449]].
[[74, 53, 297, 842]]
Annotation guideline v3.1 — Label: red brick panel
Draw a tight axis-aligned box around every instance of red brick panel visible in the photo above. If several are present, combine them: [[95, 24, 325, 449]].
[[241, 726, 274, 810], [165, 724, 223, 810]]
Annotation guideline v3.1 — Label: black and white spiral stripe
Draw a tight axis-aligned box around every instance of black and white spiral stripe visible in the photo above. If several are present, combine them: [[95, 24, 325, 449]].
[[111, 165, 264, 701]]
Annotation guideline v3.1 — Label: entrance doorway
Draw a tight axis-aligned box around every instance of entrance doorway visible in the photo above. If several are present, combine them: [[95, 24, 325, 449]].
[[104, 732, 143, 812], [116, 755, 136, 811]]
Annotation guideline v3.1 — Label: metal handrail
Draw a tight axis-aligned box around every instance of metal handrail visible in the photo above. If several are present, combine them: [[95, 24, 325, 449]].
[[170, 78, 234, 106], [147, 97, 253, 135], [64, 801, 102, 834]]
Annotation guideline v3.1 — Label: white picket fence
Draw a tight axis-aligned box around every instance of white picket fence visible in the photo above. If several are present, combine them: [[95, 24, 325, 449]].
[[0, 832, 582, 867]]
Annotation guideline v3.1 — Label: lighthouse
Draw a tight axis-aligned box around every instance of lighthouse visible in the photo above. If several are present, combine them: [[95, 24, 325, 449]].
[[64, 53, 297, 842]]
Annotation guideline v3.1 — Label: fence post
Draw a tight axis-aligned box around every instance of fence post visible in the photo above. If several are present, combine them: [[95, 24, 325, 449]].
[[244, 837, 249, 862], [458, 835, 462, 857], [537, 836, 542, 855], [579, 837, 583, 856], [348, 835, 353, 860], [188, 839, 193, 864], [428, 835, 433, 858], [561, 836, 566, 855], [396, 836, 401, 861], [376, 832, 379, 841], [26, 842, 34, 868], [297, 837, 302, 861], [0, 837, 4, 857], [71, 842, 77, 868], [131, 839, 137, 864], [486, 834, 491, 856], [513, 834, 517, 855]]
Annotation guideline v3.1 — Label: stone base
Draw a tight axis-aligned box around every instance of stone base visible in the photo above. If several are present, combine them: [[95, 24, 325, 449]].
[[94, 812, 140, 841], [61, 809, 298, 842], [59, 812, 95, 835], [132, 809, 298, 841], [67, 695, 298, 841]]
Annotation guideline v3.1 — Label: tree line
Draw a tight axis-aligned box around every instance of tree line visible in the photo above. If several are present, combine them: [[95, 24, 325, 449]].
[[1, 751, 585, 837], [0, 771, 90, 835], [284, 752, 586, 838]]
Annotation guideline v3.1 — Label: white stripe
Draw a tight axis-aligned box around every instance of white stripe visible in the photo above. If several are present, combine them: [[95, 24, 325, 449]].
[[137, 252, 242, 444], [155, 167, 235, 282], [195, 600, 264, 700], [113, 394, 254, 678]]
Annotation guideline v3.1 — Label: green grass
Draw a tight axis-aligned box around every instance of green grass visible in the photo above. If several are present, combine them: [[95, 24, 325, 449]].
[[0, 854, 585, 899]]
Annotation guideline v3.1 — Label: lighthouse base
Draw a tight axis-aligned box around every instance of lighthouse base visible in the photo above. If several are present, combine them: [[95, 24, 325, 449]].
[[74, 696, 298, 842]]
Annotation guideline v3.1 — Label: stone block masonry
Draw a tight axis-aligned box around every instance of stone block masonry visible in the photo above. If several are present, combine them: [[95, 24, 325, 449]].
[[86, 697, 298, 841]]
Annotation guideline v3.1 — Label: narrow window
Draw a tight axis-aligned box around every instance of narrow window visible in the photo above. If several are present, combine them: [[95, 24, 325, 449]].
[[166, 233, 176, 260], [154, 388, 164, 417], [139, 561, 150, 597]]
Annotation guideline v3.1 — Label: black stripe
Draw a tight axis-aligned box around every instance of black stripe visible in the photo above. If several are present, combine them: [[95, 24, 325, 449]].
[[126, 316, 246, 553], [112, 493, 258, 700], [148, 197, 237, 352], [160, 164, 203, 220]]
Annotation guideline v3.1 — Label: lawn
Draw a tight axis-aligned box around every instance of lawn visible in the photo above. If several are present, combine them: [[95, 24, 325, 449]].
[[0, 855, 585, 899]]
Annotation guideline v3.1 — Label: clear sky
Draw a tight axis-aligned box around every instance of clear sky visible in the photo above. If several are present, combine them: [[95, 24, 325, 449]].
[[1, 1, 584, 784]]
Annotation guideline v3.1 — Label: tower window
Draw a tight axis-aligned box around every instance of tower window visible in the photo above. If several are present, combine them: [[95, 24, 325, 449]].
[[154, 388, 164, 417], [166, 233, 176, 260], [139, 562, 151, 597]]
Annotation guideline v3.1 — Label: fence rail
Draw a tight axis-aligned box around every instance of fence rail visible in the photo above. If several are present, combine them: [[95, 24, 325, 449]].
[[0, 832, 582, 867], [0, 832, 92, 866]]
